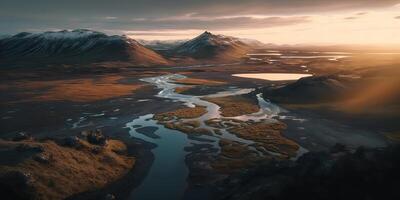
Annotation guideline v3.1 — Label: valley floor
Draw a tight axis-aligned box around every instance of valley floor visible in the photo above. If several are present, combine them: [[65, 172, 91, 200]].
[[1, 51, 399, 199]]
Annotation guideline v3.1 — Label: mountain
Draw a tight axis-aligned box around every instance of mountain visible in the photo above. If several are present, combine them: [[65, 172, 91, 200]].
[[172, 31, 253, 61], [238, 38, 266, 49], [261, 75, 354, 104], [137, 39, 187, 50], [0, 29, 169, 66]]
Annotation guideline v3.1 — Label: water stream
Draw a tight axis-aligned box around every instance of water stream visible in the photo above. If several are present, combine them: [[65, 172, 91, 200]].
[[125, 74, 294, 200]]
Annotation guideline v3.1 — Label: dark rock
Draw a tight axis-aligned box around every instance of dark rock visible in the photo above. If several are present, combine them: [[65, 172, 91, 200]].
[[12, 132, 32, 141], [330, 143, 347, 153], [0, 171, 35, 199], [104, 194, 116, 200], [33, 153, 52, 164], [15, 144, 44, 153], [61, 136, 82, 148], [91, 146, 103, 154], [86, 129, 107, 146]]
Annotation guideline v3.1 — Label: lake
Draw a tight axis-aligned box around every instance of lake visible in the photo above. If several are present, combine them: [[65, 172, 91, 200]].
[[232, 73, 313, 81]]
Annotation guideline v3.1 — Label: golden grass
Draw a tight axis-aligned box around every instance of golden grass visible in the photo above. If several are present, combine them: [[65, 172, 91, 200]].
[[1, 75, 143, 103], [0, 138, 134, 200], [211, 139, 263, 174], [172, 78, 226, 86], [153, 106, 207, 121], [163, 121, 213, 135], [153, 106, 212, 135], [205, 95, 259, 117], [229, 121, 299, 157], [174, 86, 194, 94]]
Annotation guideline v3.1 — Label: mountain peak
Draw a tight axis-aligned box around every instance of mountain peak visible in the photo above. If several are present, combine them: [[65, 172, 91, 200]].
[[202, 31, 212, 35], [174, 32, 252, 60]]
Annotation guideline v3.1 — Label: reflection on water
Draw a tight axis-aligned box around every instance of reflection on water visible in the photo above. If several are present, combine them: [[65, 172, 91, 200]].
[[280, 55, 349, 59], [126, 114, 190, 200], [232, 73, 312, 81]]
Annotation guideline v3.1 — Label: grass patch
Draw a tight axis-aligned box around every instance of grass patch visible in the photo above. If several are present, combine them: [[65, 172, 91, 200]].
[[153, 106, 207, 121], [0, 138, 134, 200], [173, 78, 226, 86], [205, 95, 259, 117], [228, 121, 299, 157]]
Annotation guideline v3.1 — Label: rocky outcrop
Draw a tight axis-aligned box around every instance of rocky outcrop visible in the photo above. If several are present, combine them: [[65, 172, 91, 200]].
[[0, 133, 135, 200]]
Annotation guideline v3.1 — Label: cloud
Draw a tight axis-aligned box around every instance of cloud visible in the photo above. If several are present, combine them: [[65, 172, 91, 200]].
[[344, 16, 358, 20], [124, 31, 194, 37], [132, 18, 147, 22], [183, 0, 400, 16], [1, 0, 399, 17], [1, 0, 399, 34], [124, 15, 311, 30], [104, 16, 117, 20]]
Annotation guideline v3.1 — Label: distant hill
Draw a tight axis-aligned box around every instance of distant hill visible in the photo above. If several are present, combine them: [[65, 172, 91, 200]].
[[0, 29, 169, 66], [261, 75, 353, 104], [172, 31, 254, 61], [137, 39, 187, 50]]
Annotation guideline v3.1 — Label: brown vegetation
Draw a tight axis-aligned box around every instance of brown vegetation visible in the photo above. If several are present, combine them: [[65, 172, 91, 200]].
[[163, 121, 213, 135], [0, 75, 143, 103], [229, 122, 299, 157], [172, 78, 226, 86], [0, 138, 134, 200], [207, 119, 299, 174], [228, 121, 299, 157], [153, 106, 207, 121], [211, 139, 264, 174], [174, 86, 194, 94], [153, 106, 213, 135], [205, 95, 259, 117]]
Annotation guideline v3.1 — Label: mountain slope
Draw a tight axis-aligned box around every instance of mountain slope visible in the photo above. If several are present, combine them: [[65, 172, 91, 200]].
[[0, 29, 169, 66], [137, 39, 187, 50], [172, 31, 252, 61], [261, 75, 353, 104]]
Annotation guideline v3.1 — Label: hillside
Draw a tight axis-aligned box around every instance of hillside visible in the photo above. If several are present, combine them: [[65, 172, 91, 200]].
[[0, 29, 169, 66]]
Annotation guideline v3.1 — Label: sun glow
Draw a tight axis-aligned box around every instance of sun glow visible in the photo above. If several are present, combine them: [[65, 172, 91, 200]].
[[128, 7, 400, 45]]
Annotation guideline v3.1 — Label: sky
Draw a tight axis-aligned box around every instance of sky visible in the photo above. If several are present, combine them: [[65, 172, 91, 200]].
[[1, 0, 400, 45]]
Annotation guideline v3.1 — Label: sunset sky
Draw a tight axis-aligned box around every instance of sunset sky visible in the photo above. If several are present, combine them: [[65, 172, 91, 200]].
[[1, 0, 400, 44]]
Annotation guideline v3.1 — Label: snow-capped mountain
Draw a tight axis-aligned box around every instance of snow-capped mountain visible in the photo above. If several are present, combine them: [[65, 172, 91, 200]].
[[0, 29, 169, 66], [173, 31, 253, 61]]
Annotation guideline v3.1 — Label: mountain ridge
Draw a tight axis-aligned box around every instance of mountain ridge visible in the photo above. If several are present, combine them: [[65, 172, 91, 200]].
[[0, 29, 170, 66]]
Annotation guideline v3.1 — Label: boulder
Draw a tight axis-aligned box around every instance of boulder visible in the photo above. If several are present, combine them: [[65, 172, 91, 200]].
[[86, 130, 107, 146], [104, 194, 116, 200], [15, 144, 44, 153], [61, 136, 82, 148], [12, 132, 32, 141], [33, 153, 52, 164]]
